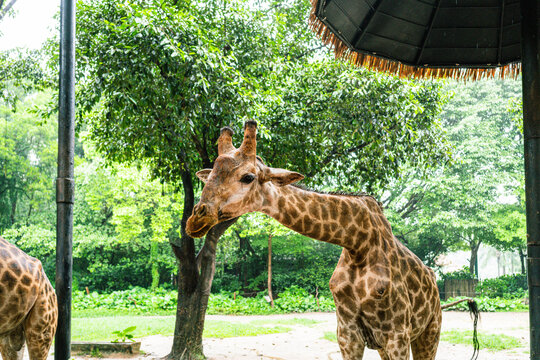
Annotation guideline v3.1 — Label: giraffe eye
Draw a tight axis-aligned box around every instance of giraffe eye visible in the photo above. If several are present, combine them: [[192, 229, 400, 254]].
[[240, 174, 255, 184]]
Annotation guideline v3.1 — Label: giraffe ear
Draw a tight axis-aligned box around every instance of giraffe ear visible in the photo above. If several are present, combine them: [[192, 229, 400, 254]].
[[196, 169, 212, 183], [266, 167, 304, 186]]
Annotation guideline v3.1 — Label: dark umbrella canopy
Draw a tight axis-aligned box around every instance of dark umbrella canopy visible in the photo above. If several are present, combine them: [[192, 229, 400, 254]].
[[310, 0, 524, 79]]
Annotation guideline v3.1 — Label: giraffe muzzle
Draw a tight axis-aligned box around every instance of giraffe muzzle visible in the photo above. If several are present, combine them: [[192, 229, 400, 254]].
[[186, 203, 217, 238]]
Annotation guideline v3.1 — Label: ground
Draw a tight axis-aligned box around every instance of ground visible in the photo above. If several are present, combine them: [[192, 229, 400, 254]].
[[34, 311, 529, 360]]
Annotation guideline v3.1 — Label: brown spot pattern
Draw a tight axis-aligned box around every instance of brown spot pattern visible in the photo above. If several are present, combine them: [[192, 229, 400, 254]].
[[0, 237, 57, 359]]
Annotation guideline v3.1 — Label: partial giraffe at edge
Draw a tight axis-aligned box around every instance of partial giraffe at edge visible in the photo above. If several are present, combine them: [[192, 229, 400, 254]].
[[0, 237, 58, 360], [186, 120, 479, 360]]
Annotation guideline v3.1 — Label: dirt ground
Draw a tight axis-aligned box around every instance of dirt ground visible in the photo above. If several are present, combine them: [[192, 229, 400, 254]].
[[38, 311, 529, 360]]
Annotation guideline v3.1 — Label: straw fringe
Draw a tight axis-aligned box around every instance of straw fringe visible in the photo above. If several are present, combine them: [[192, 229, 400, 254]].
[[309, 0, 521, 80]]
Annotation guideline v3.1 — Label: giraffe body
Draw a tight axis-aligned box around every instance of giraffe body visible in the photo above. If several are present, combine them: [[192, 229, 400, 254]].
[[263, 185, 442, 360], [186, 121, 473, 360], [0, 237, 57, 360]]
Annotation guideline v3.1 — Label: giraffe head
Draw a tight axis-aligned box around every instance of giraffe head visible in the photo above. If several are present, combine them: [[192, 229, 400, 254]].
[[186, 120, 304, 238]]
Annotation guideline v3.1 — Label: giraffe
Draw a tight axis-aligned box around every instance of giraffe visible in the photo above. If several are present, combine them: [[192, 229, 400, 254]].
[[0, 237, 58, 360], [186, 120, 478, 360]]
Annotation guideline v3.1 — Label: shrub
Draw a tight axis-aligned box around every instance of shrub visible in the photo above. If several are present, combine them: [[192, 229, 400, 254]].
[[73, 287, 177, 312], [73, 287, 529, 315], [73, 286, 336, 315], [441, 266, 475, 280], [476, 274, 528, 299], [442, 296, 528, 312]]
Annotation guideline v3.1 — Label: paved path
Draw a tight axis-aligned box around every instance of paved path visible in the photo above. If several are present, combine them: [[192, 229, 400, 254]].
[[31, 311, 529, 359], [142, 312, 529, 360]]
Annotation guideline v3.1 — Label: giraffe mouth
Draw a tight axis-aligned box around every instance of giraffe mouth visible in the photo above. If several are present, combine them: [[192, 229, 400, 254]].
[[187, 223, 213, 238], [186, 213, 217, 238], [218, 210, 234, 221]]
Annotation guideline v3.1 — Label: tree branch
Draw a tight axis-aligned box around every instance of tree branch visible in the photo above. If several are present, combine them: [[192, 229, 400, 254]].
[[234, 229, 256, 256], [196, 217, 238, 295], [306, 141, 372, 178], [0, 0, 17, 22]]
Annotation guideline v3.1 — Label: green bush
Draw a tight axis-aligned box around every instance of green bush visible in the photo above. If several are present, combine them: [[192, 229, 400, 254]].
[[476, 274, 528, 299], [207, 287, 336, 314], [4, 225, 176, 292], [73, 287, 177, 312], [73, 287, 528, 316], [274, 286, 335, 313], [442, 296, 528, 312], [441, 266, 475, 280], [73, 286, 336, 315]]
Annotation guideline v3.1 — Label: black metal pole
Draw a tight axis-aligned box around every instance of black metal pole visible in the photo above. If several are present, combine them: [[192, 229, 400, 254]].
[[55, 0, 75, 358], [521, 1, 540, 359]]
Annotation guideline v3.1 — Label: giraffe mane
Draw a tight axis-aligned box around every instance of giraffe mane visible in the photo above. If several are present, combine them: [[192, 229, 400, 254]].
[[255, 156, 383, 210], [290, 183, 384, 210]]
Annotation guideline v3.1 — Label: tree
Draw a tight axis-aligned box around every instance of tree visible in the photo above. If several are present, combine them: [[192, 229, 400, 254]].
[[0, 92, 57, 232], [492, 203, 526, 274], [0, 49, 45, 109], [256, 61, 451, 193], [72, 0, 451, 358], [77, 143, 182, 289], [383, 79, 523, 276], [0, 0, 18, 21]]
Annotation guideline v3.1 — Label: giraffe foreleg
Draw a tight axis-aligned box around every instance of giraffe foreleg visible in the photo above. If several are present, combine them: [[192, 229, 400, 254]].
[[335, 321, 366, 360], [411, 311, 442, 360]]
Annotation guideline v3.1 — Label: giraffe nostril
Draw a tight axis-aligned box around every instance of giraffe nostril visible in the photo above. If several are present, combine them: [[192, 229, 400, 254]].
[[197, 204, 207, 216]]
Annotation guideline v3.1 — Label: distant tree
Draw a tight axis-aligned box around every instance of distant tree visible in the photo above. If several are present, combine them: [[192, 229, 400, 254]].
[[0, 0, 17, 22], [0, 49, 44, 109], [0, 92, 57, 232], [77, 144, 182, 289], [491, 96, 526, 273], [383, 79, 523, 276], [492, 203, 526, 274]]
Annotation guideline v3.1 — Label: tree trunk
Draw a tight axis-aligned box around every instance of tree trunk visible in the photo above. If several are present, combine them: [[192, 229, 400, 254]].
[[519, 247, 526, 274], [166, 169, 237, 360], [469, 241, 481, 278], [150, 240, 160, 290], [235, 231, 255, 291], [0, 0, 17, 21], [267, 233, 274, 308], [9, 188, 17, 226]]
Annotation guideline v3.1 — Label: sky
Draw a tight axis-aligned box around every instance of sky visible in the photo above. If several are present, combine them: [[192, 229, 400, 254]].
[[0, 0, 58, 50]]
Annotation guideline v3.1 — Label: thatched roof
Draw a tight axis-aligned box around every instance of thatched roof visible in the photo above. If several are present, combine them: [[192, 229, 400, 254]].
[[309, 0, 523, 80]]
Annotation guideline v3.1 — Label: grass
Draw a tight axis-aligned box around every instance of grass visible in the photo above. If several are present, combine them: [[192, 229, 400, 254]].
[[72, 316, 293, 341], [249, 318, 321, 327], [73, 309, 174, 318], [323, 331, 337, 342], [204, 321, 290, 338], [323, 329, 522, 352], [440, 330, 522, 351]]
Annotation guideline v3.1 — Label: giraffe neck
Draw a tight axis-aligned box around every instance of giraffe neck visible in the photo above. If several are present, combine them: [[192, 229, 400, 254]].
[[260, 185, 390, 250]]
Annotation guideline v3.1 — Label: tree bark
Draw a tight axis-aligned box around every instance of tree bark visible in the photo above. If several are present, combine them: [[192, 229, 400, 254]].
[[469, 241, 481, 278], [267, 233, 274, 308], [519, 247, 526, 274], [166, 168, 237, 360], [235, 230, 255, 290], [0, 0, 17, 21], [150, 241, 160, 290], [9, 188, 17, 226]]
